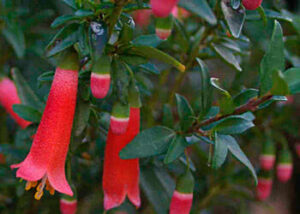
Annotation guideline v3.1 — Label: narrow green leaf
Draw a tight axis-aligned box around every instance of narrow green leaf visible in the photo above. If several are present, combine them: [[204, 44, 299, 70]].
[[2, 22, 25, 58], [12, 104, 42, 123], [120, 55, 148, 66], [178, 0, 217, 25], [162, 104, 174, 128], [211, 43, 242, 71], [214, 117, 254, 135], [175, 94, 195, 131], [128, 45, 185, 72], [120, 126, 176, 159], [225, 135, 258, 184], [74, 9, 94, 18], [210, 78, 231, 97], [139, 63, 160, 75], [11, 68, 44, 110], [164, 136, 187, 164], [132, 34, 162, 47], [257, 6, 268, 26], [270, 70, 290, 95], [233, 89, 258, 106], [221, 0, 246, 38], [47, 31, 78, 57], [196, 58, 213, 116], [212, 132, 229, 169], [62, 0, 77, 9], [283, 67, 300, 94], [51, 15, 78, 28], [259, 20, 285, 95], [73, 99, 90, 136]]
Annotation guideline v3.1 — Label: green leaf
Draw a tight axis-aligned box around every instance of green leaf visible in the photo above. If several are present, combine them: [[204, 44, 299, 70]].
[[233, 89, 258, 106], [162, 104, 174, 128], [2, 22, 25, 58], [225, 135, 258, 184], [47, 31, 78, 57], [257, 6, 267, 26], [196, 58, 213, 116], [164, 135, 187, 164], [120, 54, 148, 66], [73, 99, 90, 136], [11, 68, 44, 110], [270, 70, 289, 95], [212, 132, 229, 169], [12, 104, 42, 123], [283, 67, 300, 94], [37, 71, 54, 87], [221, 0, 245, 38], [51, 14, 78, 28], [211, 43, 242, 71], [128, 45, 185, 72], [139, 63, 160, 75], [258, 95, 287, 109], [214, 117, 254, 135], [62, 0, 77, 9], [259, 20, 285, 95], [74, 9, 94, 18], [175, 94, 195, 131], [246, 9, 293, 23], [132, 34, 162, 47], [210, 78, 231, 97], [178, 0, 217, 25], [140, 167, 174, 214], [120, 126, 176, 159]]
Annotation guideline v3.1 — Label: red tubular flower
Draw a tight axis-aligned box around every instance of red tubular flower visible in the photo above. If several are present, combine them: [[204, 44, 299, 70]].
[[259, 140, 275, 170], [60, 198, 77, 214], [90, 56, 111, 99], [0, 77, 31, 128], [110, 102, 130, 135], [151, 0, 179, 18], [11, 52, 79, 199], [256, 177, 272, 201], [169, 170, 194, 214], [242, 0, 263, 10], [276, 149, 293, 183], [103, 107, 140, 210], [155, 15, 174, 40]]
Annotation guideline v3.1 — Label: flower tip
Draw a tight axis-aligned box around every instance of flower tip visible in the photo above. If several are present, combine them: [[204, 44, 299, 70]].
[[277, 164, 293, 182], [259, 155, 275, 171], [60, 199, 77, 214], [110, 116, 129, 135], [155, 28, 171, 40], [256, 178, 272, 201], [151, 0, 178, 18], [90, 73, 111, 99], [242, 0, 263, 10]]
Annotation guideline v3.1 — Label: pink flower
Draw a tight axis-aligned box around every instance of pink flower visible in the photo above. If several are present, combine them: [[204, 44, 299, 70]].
[[0, 77, 31, 128], [259, 154, 275, 171], [170, 191, 193, 214], [133, 9, 152, 27], [256, 178, 272, 201], [60, 198, 77, 214], [103, 107, 140, 210], [277, 163, 293, 183], [151, 0, 179, 18], [242, 0, 263, 10], [11, 52, 79, 199]]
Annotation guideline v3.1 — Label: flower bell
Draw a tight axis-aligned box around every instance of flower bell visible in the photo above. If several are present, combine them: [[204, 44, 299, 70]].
[[242, 0, 263, 10], [169, 169, 194, 214], [11, 51, 79, 199], [102, 85, 141, 210], [60, 195, 77, 214], [110, 102, 130, 135], [256, 172, 273, 201], [276, 149, 293, 182], [90, 56, 111, 99], [259, 140, 275, 171], [150, 0, 179, 18], [0, 77, 31, 129], [155, 15, 174, 40]]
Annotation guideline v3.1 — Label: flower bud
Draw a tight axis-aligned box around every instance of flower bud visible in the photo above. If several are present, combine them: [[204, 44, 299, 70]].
[[90, 56, 111, 99], [242, 0, 263, 10], [259, 140, 275, 171], [110, 102, 130, 135], [169, 170, 194, 214], [60, 197, 77, 214], [133, 9, 152, 28], [276, 149, 293, 183], [256, 173, 273, 201], [155, 15, 174, 40], [151, 0, 179, 18]]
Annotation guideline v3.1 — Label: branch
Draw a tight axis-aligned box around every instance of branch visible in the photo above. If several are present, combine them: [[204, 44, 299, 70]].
[[188, 94, 273, 133]]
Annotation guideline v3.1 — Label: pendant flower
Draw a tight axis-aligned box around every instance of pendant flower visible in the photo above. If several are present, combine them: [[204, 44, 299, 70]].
[[169, 169, 194, 214], [276, 149, 293, 183], [0, 77, 31, 128], [242, 0, 263, 10], [102, 107, 141, 210], [11, 52, 79, 199], [150, 0, 178, 18], [60, 198, 77, 214]]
